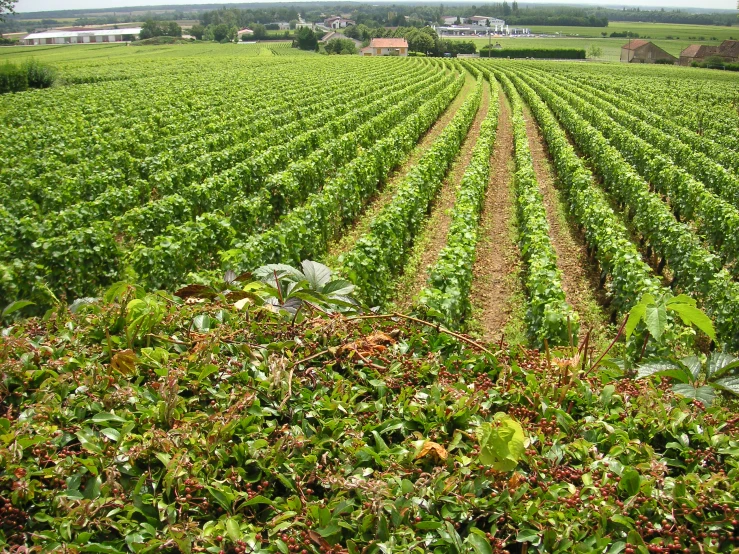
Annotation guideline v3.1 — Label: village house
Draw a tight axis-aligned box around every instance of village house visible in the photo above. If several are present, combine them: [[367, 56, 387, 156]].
[[442, 15, 464, 25], [620, 40, 676, 64], [323, 17, 355, 29], [360, 38, 408, 56], [467, 16, 506, 27]]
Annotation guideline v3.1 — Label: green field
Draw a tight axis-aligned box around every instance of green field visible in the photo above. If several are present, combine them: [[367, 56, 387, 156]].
[[3, 43, 739, 553], [531, 21, 738, 41]]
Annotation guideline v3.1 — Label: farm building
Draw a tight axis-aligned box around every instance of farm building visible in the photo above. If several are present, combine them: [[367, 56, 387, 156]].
[[467, 16, 506, 27], [442, 16, 464, 25], [23, 28, 141, 45], [679, 44, 718, 66], [620, 40, 676, 64], [679, 40, 739, 66], [360, 38, 408, 56]]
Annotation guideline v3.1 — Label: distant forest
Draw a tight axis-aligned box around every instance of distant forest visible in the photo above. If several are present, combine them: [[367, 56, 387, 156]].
[[1, 2, 736, 35]]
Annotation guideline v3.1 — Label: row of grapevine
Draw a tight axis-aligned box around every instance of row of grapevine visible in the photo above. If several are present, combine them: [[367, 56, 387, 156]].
[[497, 71, 577, 346], [417, 71, 500, 327], [513, 67, 739, 350], [39, 64, 440, 245], [128, 71, 457, 290], [219, 72, 466, 280], [558, 73, 739, 176], [544, 70, 739, 209], [1, 60, 425, 218], [557, 66, 739, 155], [497, 67, 665, 320], [521, 68, 739, 273], [339, 71, 483, 308], [1, 65, 431, 271]]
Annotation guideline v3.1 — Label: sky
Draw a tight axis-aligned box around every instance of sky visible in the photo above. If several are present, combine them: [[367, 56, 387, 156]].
[[13, 0, 739, 14]]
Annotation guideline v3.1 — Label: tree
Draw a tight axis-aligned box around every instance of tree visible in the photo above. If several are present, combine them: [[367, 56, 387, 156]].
[[289, 19, 298, 29], [295, 26, 318, 50], [587, 44, 603, 58], [0, 0, 16, 22], [409, 31, 434, 53], [252, 23, 267, 40], [166, 22, 182, 38], [325, 38, 357, 54], [139, 20, 160, 40], [190, 24, 205, 40], [212, 23, 230, 42]]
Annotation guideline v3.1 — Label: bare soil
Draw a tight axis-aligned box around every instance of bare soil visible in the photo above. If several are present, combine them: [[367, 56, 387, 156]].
[[393, 80, 492, 310], [469, 91, 519, 343], [322, 70, 477, 266]]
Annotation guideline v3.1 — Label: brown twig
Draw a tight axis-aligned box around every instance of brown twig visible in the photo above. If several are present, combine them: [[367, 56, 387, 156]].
[[585, 313, 628, 377], [291, 349, 330, 368], [391, 312, 496, 357]]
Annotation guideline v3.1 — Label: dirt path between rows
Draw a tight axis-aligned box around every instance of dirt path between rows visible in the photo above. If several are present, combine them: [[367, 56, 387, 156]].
[[469, 91, 519, 344], [392, 80, 491, 310], [322, 70, 476, 267], [523, 107, 609, 342]]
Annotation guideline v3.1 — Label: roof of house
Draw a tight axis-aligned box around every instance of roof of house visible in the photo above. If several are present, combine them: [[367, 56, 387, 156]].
[[719, 40, 739, 58], [621, 39, 651, 50], [24, 27, 141, 40], [680, 44, 717, 58], [369, 38, 408, 48]]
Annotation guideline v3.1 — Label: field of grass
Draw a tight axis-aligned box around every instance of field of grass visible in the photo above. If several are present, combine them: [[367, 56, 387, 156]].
[[531, 21, 738, 41]]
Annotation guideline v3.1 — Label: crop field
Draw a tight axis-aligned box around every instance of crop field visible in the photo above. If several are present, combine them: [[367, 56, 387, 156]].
[[2, 47, 739, 552]]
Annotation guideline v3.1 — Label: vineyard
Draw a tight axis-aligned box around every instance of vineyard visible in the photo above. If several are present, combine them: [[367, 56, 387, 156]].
[[2, 48, 739, 552]]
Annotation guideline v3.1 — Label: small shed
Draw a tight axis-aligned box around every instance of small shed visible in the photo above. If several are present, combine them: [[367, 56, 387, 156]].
[[361, 38, 408, 56], [620, 40, 676, 64]]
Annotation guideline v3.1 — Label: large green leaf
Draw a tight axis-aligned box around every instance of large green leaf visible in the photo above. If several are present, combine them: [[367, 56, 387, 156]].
[[476, 413, 525, 472], [668, 303, 716, 341], [707, 352, 739, 378], [2, 300, 34, 318], [625, 302, 647, 339], [672, 384, 715, 405], [618, 468, 641, 497], [712, 376, 739, 397], [679, 356, 702, 382], [644, 302, 667, 341], [301, 260, 332, 291]]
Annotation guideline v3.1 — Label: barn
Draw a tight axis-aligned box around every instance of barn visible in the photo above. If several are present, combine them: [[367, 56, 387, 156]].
[[679, 44, 718, 66], [23, 28, 141, 46], [620, 40, 677, 64]]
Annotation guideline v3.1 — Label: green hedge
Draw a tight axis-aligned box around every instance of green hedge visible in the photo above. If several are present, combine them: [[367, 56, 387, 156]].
[[479, 47, 585, 59], [0, 63, 28, 94]]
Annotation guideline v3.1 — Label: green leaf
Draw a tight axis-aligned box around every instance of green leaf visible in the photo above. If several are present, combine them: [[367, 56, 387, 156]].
[[82, 475, 102, 500], [618, 468, 641, 497], [476, 413, 525, 472], [668, 303, 715, 341], [712, 376, 739, 397], [90, 412, 128, 425], [242, 494, 274, 507], [2, 300, 34, 318], [226, 517, 241, 542], [516, 528, 539, 543], [680, 356, 702, 381], [707, 352, 739, 378], [465, 532, 494, 554], [644, 302, 667, 341], [625, 303, 647, 339], [192, 314, 211, 332], [636, 361, 680, 380], [75, 428, 102, 455], [672, 384, 715, 405], [301, 260, 332, 291]]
